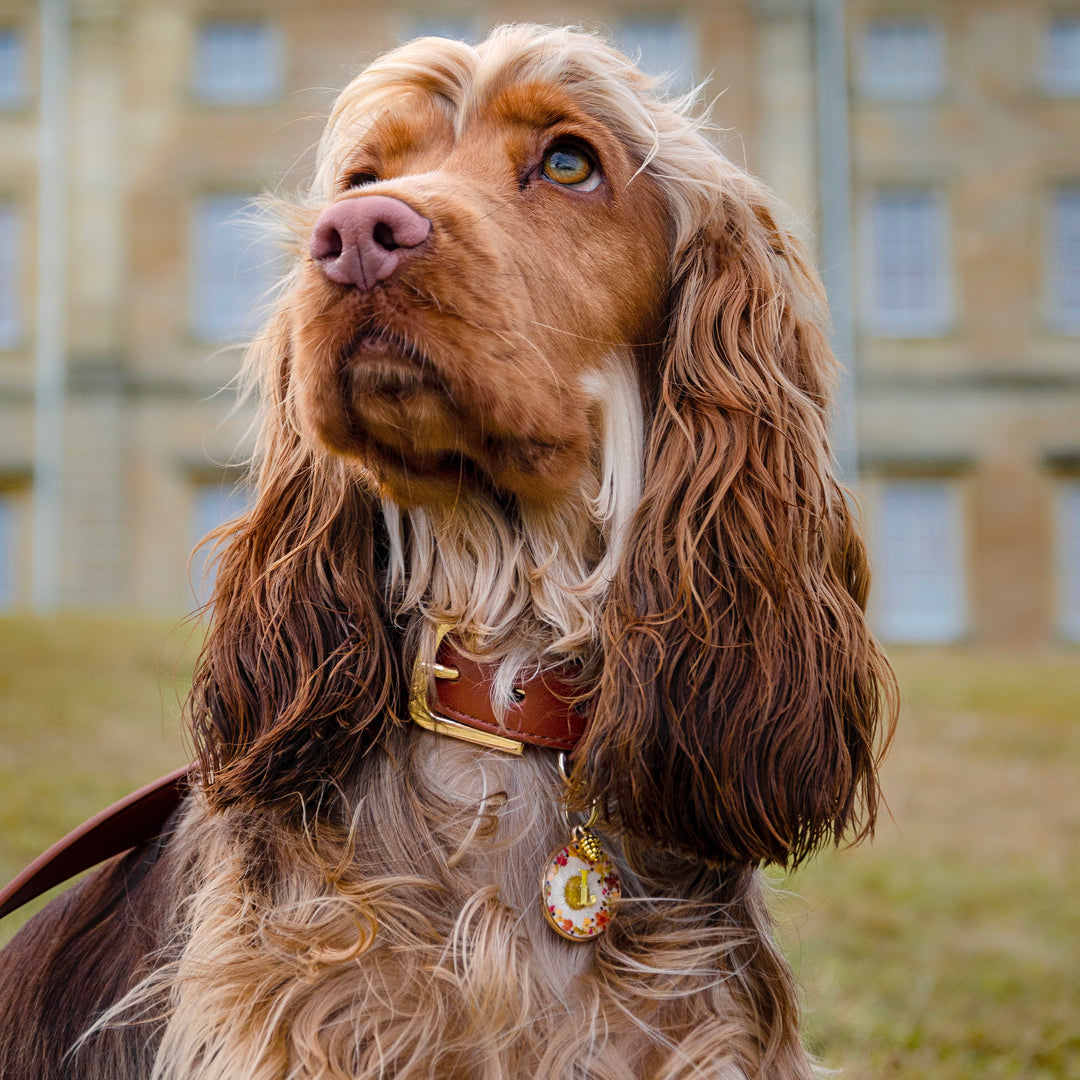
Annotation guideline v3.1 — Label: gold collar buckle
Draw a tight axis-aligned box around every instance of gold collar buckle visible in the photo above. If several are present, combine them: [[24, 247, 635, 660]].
[[408, 624, 525, 755]]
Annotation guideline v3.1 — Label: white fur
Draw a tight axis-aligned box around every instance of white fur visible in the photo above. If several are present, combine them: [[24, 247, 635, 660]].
[[382, 354, 643, 713]]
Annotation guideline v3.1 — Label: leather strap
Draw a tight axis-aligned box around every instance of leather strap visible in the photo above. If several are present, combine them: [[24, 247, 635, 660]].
[[430, 640, 588, 752], [0, 764, 191, 919], [0, 642, 590, 920]]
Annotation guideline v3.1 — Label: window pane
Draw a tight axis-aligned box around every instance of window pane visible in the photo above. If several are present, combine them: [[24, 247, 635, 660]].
[[858, 18, 945, 100], [0, 28, 24, 109], [405, 17, 478, 44], [0, 202, 19, 348], [193, 21, 280, 104], [190, 194, 277, 342], [1046, 16, 1080, 96], [867, 189, 949, 335], [0, 495, 14, 609], [1050, 187, 1080, 331], [190, 479, 250, 606], [616, 18, 696, 94], [1059, 482, 1080, 640], [875, 480, 966, 642]]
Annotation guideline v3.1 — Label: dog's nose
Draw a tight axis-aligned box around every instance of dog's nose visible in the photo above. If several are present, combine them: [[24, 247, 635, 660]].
[[309, 195, 431, 289]]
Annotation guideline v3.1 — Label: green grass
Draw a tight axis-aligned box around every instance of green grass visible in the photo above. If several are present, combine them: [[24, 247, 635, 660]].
[[779, 648, 1080, 1080], [0, 621, 1077, 1078], [0, 616, 194, 943]]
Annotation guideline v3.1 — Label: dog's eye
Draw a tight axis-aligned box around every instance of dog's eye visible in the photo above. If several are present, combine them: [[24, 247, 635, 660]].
[[540, 146, 600, 192], [345, 171, 378, 189]]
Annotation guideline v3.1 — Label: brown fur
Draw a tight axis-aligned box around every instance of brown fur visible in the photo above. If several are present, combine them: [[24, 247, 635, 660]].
[[0, 25, 896, 1079]]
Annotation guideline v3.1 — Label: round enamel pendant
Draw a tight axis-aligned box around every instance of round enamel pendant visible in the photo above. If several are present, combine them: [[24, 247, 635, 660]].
[[541, 831, 620, 941]]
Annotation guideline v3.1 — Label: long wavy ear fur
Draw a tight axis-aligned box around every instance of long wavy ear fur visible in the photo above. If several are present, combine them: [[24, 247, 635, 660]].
[[577, 174, 896, 868], [188, 312, 402, 813]]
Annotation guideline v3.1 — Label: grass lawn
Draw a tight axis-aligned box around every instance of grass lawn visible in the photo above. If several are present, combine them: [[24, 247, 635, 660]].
[[1, 617, 1077, 1078], [0, 616, 193, 938], [781, 649, 1080, 1079]]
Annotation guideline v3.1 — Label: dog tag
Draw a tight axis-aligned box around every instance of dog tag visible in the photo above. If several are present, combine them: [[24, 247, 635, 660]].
[[541, 825, 620, 941]]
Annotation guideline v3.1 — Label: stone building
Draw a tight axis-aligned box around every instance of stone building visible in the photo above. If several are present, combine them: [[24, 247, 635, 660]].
[[0, 0, 1078, 646]]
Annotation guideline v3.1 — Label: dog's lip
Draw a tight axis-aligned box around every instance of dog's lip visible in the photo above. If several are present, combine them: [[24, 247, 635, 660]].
[[344, 326, 425, 365], [340, 326, 445, 390]]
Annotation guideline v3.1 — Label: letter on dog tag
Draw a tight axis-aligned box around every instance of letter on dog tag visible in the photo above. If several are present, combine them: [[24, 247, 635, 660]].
[[541, 832, 619, 941]]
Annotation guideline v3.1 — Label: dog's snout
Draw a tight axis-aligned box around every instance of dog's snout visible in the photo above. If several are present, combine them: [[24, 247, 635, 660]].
[[310, 195, 431, 289]]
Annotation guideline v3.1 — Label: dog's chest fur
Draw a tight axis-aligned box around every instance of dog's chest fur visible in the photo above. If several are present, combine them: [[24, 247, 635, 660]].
[[93, 742, 784, 1080]]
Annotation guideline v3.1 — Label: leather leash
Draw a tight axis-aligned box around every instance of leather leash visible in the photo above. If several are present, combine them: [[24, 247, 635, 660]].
[[0, 637, 586, 920], [0, 764, 191, 919]]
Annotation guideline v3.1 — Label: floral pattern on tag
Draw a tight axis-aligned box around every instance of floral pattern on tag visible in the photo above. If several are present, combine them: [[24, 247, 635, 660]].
[[541, 837, 620, 941]]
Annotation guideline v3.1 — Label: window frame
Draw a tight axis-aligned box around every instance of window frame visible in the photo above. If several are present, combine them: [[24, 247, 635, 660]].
[[856, 15, 946, 102], [873, 477, 968, 643], [0, 492, 15, 610], [0, 200, 21, 349], [189, 475, 251, 607], [191, 19, 283, 106], [614, 16, 698, 96], [1057, 478, 1080, 641], [188, 192, 277, 343], [1046, 185, 1080, 334], [403, 16, 481, 45], [860, 186, 953, 338], [1043, 13, 1080, 97], [0, 27, 25, 110]]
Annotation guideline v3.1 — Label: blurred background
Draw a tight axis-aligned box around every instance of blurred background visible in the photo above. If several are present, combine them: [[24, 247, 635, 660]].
[[1, 0, 1079, 632], [0, 2, 1077, 1078]]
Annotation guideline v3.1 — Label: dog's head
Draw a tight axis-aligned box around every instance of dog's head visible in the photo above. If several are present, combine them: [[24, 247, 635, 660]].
[[192, 25, 895, 868], [291, 32, 670, 506]]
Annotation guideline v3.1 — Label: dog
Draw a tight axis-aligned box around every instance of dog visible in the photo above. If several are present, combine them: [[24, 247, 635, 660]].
[[0, 24, 895, 1079]]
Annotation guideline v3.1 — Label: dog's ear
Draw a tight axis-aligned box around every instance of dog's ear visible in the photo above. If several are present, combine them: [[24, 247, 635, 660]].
[[576, 175, 896, 867], [188, 311, 402, 813]]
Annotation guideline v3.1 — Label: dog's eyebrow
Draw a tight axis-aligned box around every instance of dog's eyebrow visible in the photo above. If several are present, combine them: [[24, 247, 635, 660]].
[[485, 81, 597, 135], [356, 97, 455, 164]]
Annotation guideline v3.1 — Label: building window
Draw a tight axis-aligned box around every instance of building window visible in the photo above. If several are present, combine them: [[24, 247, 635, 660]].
[[1045, 15, 1080, 96], [1049, 187, 1080, 332], [404, 16, 479, 44], [875, 479, 966, 642], [857, 18, 945, 101], [190, 477, 249, 606], [615, 18, 696, 94], [192, 20, 281, 104], [0, 201, 19, 348], [1059, 481, 1080, 640], [190, 193, 276, 342], [0, 28, 24, 109], [0, 494, 14, 609], [864, 189, 950, 336]]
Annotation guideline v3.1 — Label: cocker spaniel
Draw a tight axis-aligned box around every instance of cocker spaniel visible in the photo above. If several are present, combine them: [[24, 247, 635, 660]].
[[0, 24, 895, 1080]]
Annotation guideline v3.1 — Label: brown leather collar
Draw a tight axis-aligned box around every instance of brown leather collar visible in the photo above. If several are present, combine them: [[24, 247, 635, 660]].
[[410, 633, 588, 754]]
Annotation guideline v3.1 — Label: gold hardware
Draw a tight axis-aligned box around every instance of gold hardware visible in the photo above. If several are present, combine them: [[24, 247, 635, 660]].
[[564, 868, 596, 909], [573, 825, 604, 863], [410, 708, 525, 754], [409, 623, 524, 756], [541, 752, 618, 941], [421, 660, 460, 681]]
